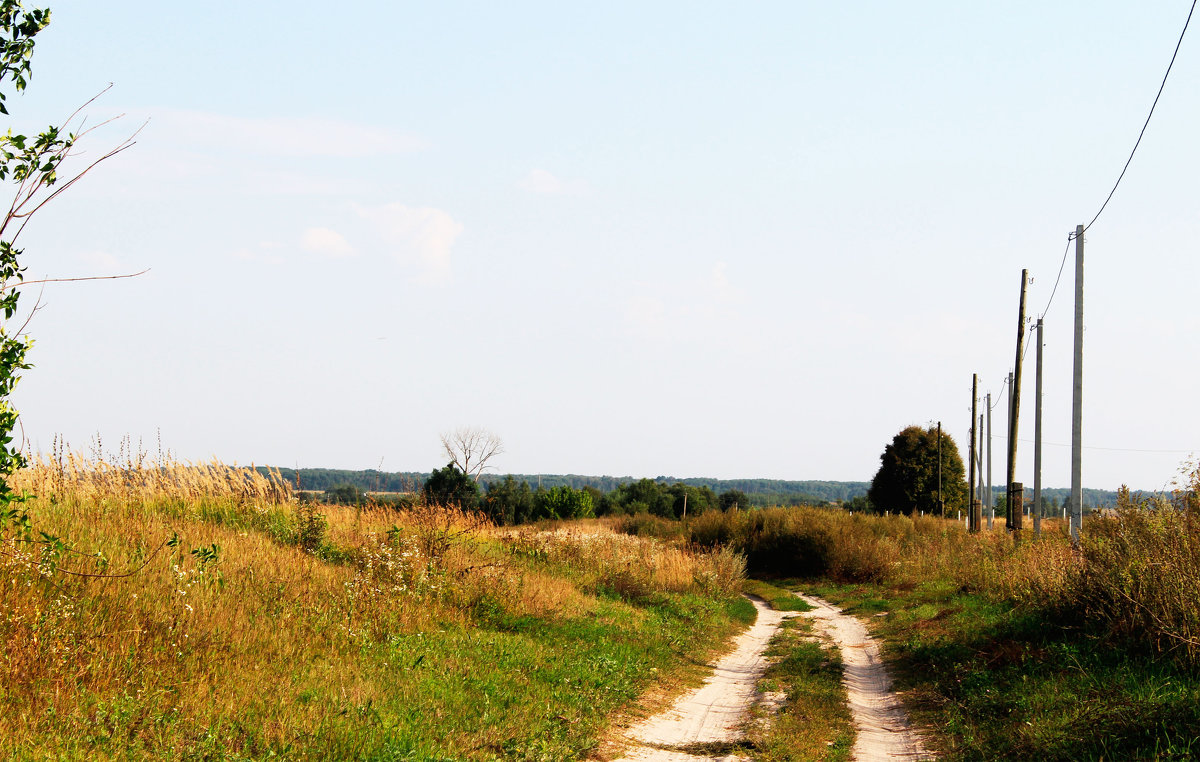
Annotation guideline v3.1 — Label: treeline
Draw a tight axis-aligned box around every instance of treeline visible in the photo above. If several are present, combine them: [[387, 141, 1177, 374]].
[[267, 466, 1126, 516], [424, 465, 754, 526], [269, 468, 424, 493], [264, 467, 870, 506]]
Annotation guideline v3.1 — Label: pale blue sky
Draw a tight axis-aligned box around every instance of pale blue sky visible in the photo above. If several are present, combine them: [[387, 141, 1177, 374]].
[[8, 2, 1200, 490]]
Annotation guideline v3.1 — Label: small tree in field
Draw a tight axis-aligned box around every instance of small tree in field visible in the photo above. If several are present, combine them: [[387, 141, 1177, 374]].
[[423, 462, 480, 509], [440, 426, 503, 482], [868, 424, 967, 515]]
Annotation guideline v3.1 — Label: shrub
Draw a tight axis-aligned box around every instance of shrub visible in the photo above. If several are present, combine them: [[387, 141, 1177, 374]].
[[295, 502, 327, 553], [686, 506, 898, 581]]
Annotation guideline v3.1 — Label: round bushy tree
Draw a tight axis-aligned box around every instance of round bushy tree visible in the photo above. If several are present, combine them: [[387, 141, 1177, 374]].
[[423, 462, 480, 509], [867, 425, 966, 515]]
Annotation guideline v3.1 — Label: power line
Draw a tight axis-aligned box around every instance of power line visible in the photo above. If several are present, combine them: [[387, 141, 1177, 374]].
[[1039, 234, 1074, 320], [1081, 0, 1198, 234]]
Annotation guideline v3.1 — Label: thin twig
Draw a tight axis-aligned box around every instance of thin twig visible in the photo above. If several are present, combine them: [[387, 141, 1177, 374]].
[[14, 269, 150, 287]]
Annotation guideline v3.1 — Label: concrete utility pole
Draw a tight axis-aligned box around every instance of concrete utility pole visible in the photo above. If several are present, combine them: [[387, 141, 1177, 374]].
[[1034, 318, 1044, 538], [1070, 225, 1085, 545], [1008, 270, 1028, 534], [986, 393, 993, 530], [969, 374, 978, 533]]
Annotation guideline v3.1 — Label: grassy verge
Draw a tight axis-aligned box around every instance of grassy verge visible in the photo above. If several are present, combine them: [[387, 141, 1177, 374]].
[[1, 458, 751, 761], [804, 578, 1200, 761]]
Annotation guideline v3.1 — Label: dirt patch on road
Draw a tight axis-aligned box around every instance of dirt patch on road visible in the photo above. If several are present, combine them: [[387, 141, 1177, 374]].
[[797, 594, 932, 761], [607, 596, 796, 761]]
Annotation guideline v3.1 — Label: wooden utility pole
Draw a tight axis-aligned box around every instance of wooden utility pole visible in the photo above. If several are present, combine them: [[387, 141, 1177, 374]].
[[978, 414, 985, 525], [1070, 225, 1085, 545], [1007, 270, 1028, 534], [969, 375, 978, 533], [1034, 318, 1044, 538], [937, 421, 943, 517]]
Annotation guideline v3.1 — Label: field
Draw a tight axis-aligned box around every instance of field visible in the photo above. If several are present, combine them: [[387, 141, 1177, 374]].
[[1, 452, 749, 761], [6, 449, 1200, 760]]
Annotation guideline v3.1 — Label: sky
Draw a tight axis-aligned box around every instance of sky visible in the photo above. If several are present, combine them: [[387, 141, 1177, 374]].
[[5, 1, 1199, 491]]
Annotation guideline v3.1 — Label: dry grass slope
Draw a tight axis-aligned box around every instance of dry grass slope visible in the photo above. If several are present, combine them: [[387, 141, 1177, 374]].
[[1, 451, 748, 760]]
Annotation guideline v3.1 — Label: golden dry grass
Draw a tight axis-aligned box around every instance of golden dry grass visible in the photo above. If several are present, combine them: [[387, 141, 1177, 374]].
[[1, 450, 750, 759], [12, 440, 292, 506]]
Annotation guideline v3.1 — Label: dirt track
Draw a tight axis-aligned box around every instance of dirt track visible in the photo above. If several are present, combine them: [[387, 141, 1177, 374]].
[[610, 593, 932, 761], [797, 594, 931, 761], [611, 596, 794, 761]]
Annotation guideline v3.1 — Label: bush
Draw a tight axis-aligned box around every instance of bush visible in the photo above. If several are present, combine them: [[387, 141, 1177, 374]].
[[295, 503, 327, 553], [423, 463, 480, 509], [687, 506, 909, 582]]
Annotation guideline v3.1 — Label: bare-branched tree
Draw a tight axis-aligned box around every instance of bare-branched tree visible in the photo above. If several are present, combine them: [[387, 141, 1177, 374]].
[[440, 427, 503, 482]]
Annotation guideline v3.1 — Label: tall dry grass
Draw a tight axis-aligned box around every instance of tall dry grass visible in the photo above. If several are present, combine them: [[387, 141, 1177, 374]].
[[1, 448, 752, 757], [1074, 474, 1200, 665], [508, 523, 745, 601], [12, 438, 293, 506]]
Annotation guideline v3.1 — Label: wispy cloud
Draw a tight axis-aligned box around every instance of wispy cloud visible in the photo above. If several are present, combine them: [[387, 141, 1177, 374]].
[[301, 227, 354, 258], [356, 203, 464, 283]]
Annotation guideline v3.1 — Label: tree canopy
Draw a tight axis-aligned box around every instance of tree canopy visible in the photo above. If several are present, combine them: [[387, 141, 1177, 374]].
[[867, 425, 967, 515], [423, 462, 480, 509]]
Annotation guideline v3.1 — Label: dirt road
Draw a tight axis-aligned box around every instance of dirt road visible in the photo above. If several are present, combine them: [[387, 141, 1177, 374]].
[[796, 594, 931, 761], [611, 596, 794, 761], [609, 592, 931, 761]]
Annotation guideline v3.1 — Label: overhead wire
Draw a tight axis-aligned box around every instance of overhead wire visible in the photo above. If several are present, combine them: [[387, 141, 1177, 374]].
[[1039, 235, 1074, 321], [986, 4, 1199, 459], [1028, 1, 1195, 331], [1080, 0, 1197, 235], [964, 5, 1196, 464]]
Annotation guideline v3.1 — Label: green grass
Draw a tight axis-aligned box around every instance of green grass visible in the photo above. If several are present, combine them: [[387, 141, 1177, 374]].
[[804, 579, 1200, 761], [744, 578, 814, 612]]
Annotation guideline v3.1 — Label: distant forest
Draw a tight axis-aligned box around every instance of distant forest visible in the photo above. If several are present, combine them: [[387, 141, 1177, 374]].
[[261, 467, 1127, 508], [265, 467, 866, 505]]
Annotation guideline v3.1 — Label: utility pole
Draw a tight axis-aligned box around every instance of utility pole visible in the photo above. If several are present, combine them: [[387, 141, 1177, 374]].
[[937, 421, 943, 517], [1070, 225, 1085, 545], [1034, 317, 1044, 538], [986, 393, 993, 530], [978, 413, 984, 525], [969, 374, 978, 533], [1008, 269, 1028, 534]]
